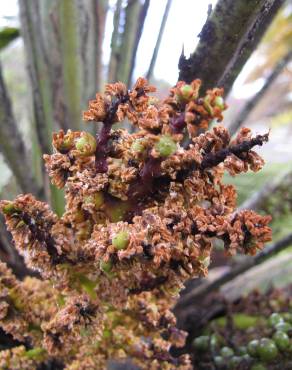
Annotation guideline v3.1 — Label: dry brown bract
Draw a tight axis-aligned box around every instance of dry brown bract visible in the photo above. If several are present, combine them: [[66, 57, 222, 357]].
[[0, 78, 271, 369]]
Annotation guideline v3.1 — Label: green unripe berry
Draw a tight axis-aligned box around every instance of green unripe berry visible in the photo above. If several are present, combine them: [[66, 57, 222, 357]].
[[58, 135, 75, 153], [273, 331, 290, 350], [251, 364, 267, 370], [112, 230, 129, 250], [274, 322, 292, 333], [155, 135, 177, 157], [198, 255, 210, 268], [203, 96, 213, 115], [2, 202, 19, 215], [214, 96, 225, 110], [258, 338, 278, 362], [25, 347, 46, 360], [131, 139, 145, 153], [84, 192, 104, 209], [220, 346, 234, 358], [192, 336, 209, 351], [242, 354, 251, 363], [282, 312, 292, 323], [238, 346, 247, 355], [229, 356, 242, 367], [210, 334, 223, 350], [75, 132, 97, 156], [268, 313, 283, 327], [100, 260, 113, 274], [214, 356, 224, 367], [180, 84, 193, 100], [247, 339, 260, 357]]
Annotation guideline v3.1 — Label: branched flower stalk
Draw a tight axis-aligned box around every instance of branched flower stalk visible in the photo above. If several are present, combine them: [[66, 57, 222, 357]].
[[0, 78, 272, 369]]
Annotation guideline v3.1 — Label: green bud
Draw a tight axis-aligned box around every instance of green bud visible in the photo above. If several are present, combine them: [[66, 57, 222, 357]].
[[155, 135, 177, 157], [203, 96, 213, 115], [238, 346, 247, 355], [273, 331, 290, 350], [25, 347, 46, 360], [131, 139, 145, 153], [251, 364, 267, 370], [247, 339, 260, 357], [274, 322, 292, 333], [214, 96, 225, 110], [282, 312, 292, 323], [75, 132, 97, 156], [268, 313, 283, 327], [220, 346, 234, 358], [229, 356, 242, 367], [100, 260, 113, 274], [112, 230, 129, 250], [192, 336, 209, 351], [180, 84, 193, 100], [258, 338, 278, 362], [84, 192, 104, 209], [214, 356, 224, 367], [2, 202, 19, 215], [198, 255, 210, 268]]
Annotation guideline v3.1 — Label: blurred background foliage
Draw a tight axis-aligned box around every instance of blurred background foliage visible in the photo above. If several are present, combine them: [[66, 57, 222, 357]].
[[0, 0, 291, 306]]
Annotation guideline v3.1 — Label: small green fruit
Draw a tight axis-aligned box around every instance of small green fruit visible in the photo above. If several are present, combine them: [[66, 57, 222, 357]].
[[25, 347, 46, 360], [282, 312, 292, 323], [112, 230, 129, 250], [100, 260, 113, 274], [273, 331, 290, 350], [75, 132, 97, 156], [180, 84, 193, 100], [84, 192, 104, 209], [274, 322, 292, 333], [155, 135, 177, 157], [238, 346, 247, 355], [192, 336, 209, 351], [268, 313, 283, 327], [247, 339, 260, 357], [251, 364, 267, 370], [2, 202, 19, 215], [214, 356, 224, 367], [229, 356, 242, 367], [258, 338, 278, 362], [131, 139, 145, 153], [214, 96, 225, 110], [220, 346, 234, 358]]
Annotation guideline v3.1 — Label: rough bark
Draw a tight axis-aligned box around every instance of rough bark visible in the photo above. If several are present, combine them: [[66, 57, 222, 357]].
[[178, 0, 284, 95], [19, 0, 106, 137], [228, 50, 292, 136], [19, 0, 107, 210], [146, 0, 172, 81], [175, 233, 292, 314], [0, 63, 41, 197]]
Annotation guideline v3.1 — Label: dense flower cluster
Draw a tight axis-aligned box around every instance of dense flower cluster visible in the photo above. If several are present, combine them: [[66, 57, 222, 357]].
[[0, 78, 271, 369]]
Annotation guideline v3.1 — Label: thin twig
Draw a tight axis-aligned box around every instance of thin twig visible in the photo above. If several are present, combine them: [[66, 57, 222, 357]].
[[176, 233, 292, 311]]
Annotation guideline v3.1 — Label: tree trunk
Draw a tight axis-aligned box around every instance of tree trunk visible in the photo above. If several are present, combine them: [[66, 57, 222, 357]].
[[19, 0, 107, 210], [0, 63, 41, 197], [178, 0, 284, 94]]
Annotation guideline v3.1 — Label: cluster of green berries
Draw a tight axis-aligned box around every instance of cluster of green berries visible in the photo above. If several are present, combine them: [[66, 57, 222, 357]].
[[193, 311, 292, 369]]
